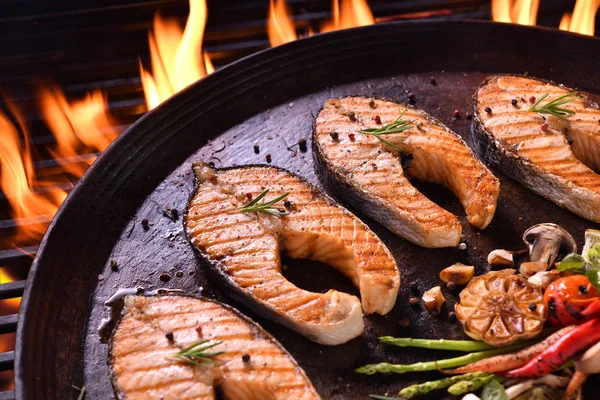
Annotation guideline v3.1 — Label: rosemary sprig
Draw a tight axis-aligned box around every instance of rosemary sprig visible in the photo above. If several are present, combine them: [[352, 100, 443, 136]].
[[360, 109, 415, 150], [167, 340, 225, 366], [238, 189, 289, 217], [528, 92, 578, 120], [72, 385, 86, 400]]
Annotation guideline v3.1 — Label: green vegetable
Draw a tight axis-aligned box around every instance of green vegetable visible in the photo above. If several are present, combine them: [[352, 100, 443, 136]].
[[72, 385, 86, 400], [379, 336, 495, 352], [556, 253, 585, 272], [480, 379, 508, 400], [238, 189, 289, 217], [447, 374, 496, 395], [528, 92, 578, 120], [167, 340, 224, 366], [360, 110, 415, 150], [399, 372, 492, 398], [356, 341, 530, 375], [586, 269, 600, 291]]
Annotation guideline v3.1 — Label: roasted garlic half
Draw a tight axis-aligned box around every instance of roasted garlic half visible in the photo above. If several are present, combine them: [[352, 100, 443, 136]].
[[455, 269, 546, 346]]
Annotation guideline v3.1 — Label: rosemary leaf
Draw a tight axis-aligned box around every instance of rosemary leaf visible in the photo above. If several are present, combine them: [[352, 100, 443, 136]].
[[238, 189, 290, 217], [528, 92, 578, 120], [167, 340, 225, 366], [360, 109, 415, 149]]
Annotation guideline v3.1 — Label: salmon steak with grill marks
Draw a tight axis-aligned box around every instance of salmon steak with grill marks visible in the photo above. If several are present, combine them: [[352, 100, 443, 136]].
[[111, 295, 321, 399], [474, 75, 600, 222], [313, 97, 500, 248], [184, 163, 400, 345]]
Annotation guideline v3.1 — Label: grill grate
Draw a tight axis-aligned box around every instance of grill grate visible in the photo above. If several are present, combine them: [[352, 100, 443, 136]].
[[0, 0, 588, 397]]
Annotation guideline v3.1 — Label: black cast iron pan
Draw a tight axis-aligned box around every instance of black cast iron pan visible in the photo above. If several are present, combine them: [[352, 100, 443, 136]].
[[15, 20, 600, 399]]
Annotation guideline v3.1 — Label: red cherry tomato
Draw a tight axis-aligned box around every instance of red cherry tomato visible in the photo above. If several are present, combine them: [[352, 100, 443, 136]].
[[543, 275, 600, 326]]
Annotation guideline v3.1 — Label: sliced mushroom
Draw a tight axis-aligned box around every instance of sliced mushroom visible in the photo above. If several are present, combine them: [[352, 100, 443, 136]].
[[487, 249, 515, 268], [523, 224, 577, 270], [519, 261, 547, 278]]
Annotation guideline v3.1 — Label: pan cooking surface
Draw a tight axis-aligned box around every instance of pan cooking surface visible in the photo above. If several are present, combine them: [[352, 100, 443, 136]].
[[16, 21, 600, 399]]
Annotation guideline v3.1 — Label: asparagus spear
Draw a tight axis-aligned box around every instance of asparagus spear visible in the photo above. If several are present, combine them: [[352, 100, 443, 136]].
[[398, 372, 492, 398], [447, 375, 496, 395], [379, 337, 495, 352], [356, 341, 530, 375]]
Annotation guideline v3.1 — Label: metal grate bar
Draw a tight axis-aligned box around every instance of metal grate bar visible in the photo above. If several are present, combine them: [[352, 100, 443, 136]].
[[0, 351, 14, 372], [0, 247, 38, 262], [0, 281, 25, 300], [0, 314, 18, 335], [0, 391, 15, 400]]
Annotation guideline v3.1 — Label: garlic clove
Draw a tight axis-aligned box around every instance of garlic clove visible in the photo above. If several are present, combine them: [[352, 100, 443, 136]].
[[422, 286, 445, 316], [487, 249, 515, 268], [439, 263, 475, 285]]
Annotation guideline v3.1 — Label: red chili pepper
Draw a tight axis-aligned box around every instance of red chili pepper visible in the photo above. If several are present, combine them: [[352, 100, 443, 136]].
[[503, 318, 600, 379], [581, 298, 600, 320]]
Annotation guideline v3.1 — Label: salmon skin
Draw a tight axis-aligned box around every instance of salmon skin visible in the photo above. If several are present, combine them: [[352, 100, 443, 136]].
[[313, 97, 499, 248], [474, 75, 600, 222], [111, 295, 321, 400], [184, 163, 400, 345]]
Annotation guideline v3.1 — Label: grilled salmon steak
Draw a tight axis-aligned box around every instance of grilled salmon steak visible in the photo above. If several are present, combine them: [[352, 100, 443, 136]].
[[185, 163, 400, 345], [313, 97, 500, 248], [474, 75, 600, 222], [111, 295, 320, 399]]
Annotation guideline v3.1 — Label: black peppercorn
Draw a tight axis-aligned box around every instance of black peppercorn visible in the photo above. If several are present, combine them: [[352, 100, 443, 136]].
[[141, 218, 150, 230], [160, 273, 171, 282], [165, 332, 174, 341], [298, 139, 307, 152], [170, 208, 179, 220], [448, 312, 457, 322], [284, 200, 291, 208], [446, 281, 457, 292], [242, 354, 251, 362], [330, 132, 339, 140], [176, 271, 183, 278], [368, 100, 376, 109], [409, 282, 419, 294], [529, 303, 537, 311], [484, 107, 492, 113], [579, 285, 588, 295], [511, 99, 518, 107], [265, 154, 272, 163], [348, 112, 357, 121], [253, 144, 260, 154]]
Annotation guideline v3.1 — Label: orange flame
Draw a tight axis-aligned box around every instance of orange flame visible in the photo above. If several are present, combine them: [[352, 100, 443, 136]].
[[0, 101, 67, 244], [268, 0, 298, 46], [0, 267, 19, 391], [492, 0, 598, 35], [139, 0, 213, 110], [559, 0, 599, 36], [321, 0, 375, 33], [39, 85, 119, 178], [491, 0, 540, 25], [268, 0, 374, 47]]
